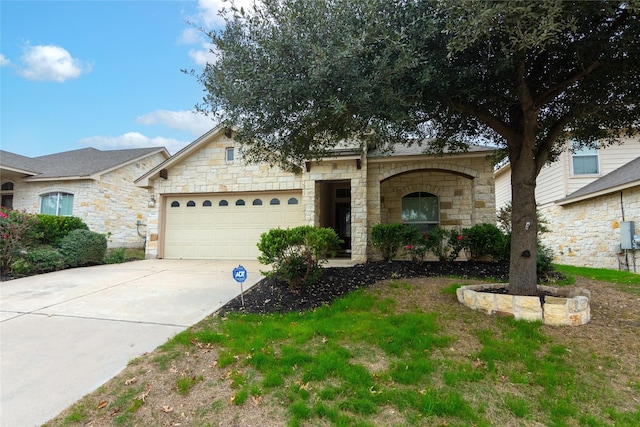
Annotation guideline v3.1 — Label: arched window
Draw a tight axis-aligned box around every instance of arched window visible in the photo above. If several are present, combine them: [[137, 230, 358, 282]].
[[40, 192, 74, 216], [203, 200, 212, 207], [252, 199, 263, 206], [1, 182, 14, 191], [186, 201, 196, 207], [236, 199, 245, 206], [219, 200, 228, 207], [288, 197, 299, 205], [171, 201, 180, 207], [270, 198, 280, 205], [401, 192, 439, 232]]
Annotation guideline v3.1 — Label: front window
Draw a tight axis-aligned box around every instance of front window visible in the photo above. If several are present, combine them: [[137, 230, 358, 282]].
[[40, 192, 74, 216], [402, 192, 439, 232], [572, 146, 599, 175]]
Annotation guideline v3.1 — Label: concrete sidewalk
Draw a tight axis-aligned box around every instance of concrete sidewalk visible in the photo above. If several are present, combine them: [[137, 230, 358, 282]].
[[0, 259, 261, 427]]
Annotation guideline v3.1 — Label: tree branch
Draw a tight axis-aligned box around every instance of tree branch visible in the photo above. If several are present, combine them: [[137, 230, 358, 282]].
[[535, 61, 600, 107], [446, 97, 517, 142]]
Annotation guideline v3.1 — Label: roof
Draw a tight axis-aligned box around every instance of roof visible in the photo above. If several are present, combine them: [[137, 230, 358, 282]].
[[557, 156, 640, 205], [367, 143, 496, 158], [1, 147, 169, 181]]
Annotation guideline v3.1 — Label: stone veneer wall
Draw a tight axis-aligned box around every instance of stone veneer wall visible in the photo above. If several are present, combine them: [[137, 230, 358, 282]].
[[366, 155, 496, 259], [11, 152, 166, 248], [539, 187, 639, 271]]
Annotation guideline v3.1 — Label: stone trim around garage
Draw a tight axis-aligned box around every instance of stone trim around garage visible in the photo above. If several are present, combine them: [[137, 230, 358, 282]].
[[456, 283, 591, 326]]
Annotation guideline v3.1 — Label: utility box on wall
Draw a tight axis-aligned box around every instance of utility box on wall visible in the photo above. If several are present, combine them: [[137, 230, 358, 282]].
[[620, 221, 635, 250]]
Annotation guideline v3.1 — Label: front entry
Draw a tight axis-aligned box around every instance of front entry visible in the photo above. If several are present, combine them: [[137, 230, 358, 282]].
[[316, 181, 352, 258]]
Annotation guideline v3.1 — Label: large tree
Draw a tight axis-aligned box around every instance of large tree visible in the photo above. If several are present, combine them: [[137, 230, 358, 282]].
[[196, 0, 640, 295]]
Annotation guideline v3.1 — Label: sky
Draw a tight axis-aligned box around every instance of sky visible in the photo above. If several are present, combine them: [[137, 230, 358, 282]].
[[1, 0, 252, 157]]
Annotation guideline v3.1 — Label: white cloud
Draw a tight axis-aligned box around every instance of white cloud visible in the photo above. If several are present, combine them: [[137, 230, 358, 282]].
[[136, 110, 215, 136], [79, 132, 188, 155], [18, 44, 91, 82], [0, 54, 10, 66], [197, 0, 256, 27]]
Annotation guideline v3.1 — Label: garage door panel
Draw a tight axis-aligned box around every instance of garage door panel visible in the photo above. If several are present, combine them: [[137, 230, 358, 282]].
[[164, 191, 303, 260]]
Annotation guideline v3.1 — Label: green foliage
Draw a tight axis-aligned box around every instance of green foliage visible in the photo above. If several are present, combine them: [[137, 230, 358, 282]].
[[402, 226, 430, 262], [10, 247, 65, 276], [497, 202, 550, 235], [59, 229, 107, 267], [424, 226, 453, 261], [463, 223, 508, 261], [257, 226, 341, 289], [370, 223, 407, 260], [34, 214, 88, 246], [105, 247, 127, 264], [0, 208, 40, 273]]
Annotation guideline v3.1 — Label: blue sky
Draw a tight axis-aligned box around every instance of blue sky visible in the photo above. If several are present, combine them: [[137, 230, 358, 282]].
[[1, 0, 249, 157]]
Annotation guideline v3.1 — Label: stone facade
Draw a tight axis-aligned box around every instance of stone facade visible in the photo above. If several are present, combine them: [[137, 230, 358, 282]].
[[539, 187, 640, 271], [11, 152, 166, 248], [141, 128, 497, 262]]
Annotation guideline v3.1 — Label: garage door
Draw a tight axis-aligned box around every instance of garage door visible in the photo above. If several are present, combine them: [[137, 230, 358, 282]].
[[163, 191, 304, 259]]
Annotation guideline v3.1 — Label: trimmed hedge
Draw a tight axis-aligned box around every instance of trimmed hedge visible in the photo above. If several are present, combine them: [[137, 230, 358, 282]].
[[59, 229, 107, 267]]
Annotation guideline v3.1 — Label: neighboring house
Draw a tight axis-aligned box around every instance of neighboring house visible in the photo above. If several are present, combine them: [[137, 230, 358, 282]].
[[0, 147, 169, 248], [135, 126, 497, 262], [495, 138, 640, 271]]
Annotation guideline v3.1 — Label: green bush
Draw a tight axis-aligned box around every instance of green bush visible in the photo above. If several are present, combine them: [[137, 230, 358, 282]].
[[10, 247, 65, 275], [59, 229, 107, 267], [371, 223, 406, 261], [403, 226, 430, 262], [421, 227, 452, 261], [0, 208, 40, 273], [257, 226, 341, 289], [105, 247, 127, 264], [463, 223, 508, 261], [35, 215, 88, 246]]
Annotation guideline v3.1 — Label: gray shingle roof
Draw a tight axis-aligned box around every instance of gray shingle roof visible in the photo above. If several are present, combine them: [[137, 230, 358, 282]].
[[559, 156, 640, 203], [1, 147, 165, 179], [368, 143, 495, 158]]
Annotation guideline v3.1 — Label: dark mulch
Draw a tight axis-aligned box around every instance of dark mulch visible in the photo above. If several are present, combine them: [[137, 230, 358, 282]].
[[219, 260, 512, 315]]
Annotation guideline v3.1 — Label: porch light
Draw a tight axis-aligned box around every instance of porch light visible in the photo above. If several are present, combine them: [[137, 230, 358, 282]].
[[148, 196, 156, 207]]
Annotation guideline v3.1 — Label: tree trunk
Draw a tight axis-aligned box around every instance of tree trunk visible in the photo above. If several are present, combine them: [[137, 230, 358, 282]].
[[508, 152, 539, 296]]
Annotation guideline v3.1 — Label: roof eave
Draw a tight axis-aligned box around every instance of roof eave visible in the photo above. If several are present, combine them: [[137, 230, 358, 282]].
[[556, 180, 640, 206]]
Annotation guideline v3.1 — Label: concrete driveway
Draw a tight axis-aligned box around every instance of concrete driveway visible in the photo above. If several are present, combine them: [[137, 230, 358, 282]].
[[0, 259, 261, 427]]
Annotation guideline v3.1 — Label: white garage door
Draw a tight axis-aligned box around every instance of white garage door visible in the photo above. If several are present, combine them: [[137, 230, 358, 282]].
[[163, 191, 304, 260]]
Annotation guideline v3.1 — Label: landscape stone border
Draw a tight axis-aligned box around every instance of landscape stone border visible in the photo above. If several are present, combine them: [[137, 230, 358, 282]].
[[456, 284, 591, 326]]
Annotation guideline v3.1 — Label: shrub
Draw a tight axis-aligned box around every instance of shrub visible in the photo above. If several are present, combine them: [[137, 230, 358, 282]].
[[105, 247, 127, 264], [463, 223, 508, 261], [537, 242, 556, 277], [371, 223, 406, 261], [421, 227, 452, 261], [403, 226, 430, 262], [257, 226, 341, 289], [59, 229, 107, 267], [34, 215, 88, 246], [10, 247, 65, 275], [497, 202, 550, 235], [0, 208, 40, 273]]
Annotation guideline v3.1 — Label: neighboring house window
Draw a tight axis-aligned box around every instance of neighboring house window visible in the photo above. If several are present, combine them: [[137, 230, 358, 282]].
[[270, 198, 280, 205], [40, 192, 74, 216], [401, 192, 439, 232], [203, 200, 212, 207], [186, 201, 196, 207], [219, 200, 228, 206], [572, 146, 599, 175], [1, 181, 14, 209], [226, 147, 235, 162], [288, 198, 299, 205], [253, 199, 263, 206], [171, 201, 180, 207], [236, 199, 245, 206]]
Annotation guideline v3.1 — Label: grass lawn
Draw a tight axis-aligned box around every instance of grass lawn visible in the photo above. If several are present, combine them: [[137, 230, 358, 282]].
[[45, 266, 640, 427]]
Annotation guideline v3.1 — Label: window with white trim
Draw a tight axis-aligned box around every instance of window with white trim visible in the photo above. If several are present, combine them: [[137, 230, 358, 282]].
[[40, 192, 74, 216], [401, 192, 439, 232], [572, 146, 599, 175], [225, 147, 235, 162]]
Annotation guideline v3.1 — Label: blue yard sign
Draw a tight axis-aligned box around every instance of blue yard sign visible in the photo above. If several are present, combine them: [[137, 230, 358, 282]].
[[232, 265, 247, 307], [233, 265, 247, 283]]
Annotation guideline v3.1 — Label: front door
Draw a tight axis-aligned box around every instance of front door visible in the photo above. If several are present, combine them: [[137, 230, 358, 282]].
[[335, 203, 351, 252]]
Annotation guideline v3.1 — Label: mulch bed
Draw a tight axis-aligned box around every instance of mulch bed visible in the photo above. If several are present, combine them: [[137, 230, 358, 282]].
[[219, 260, 513, 315]]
